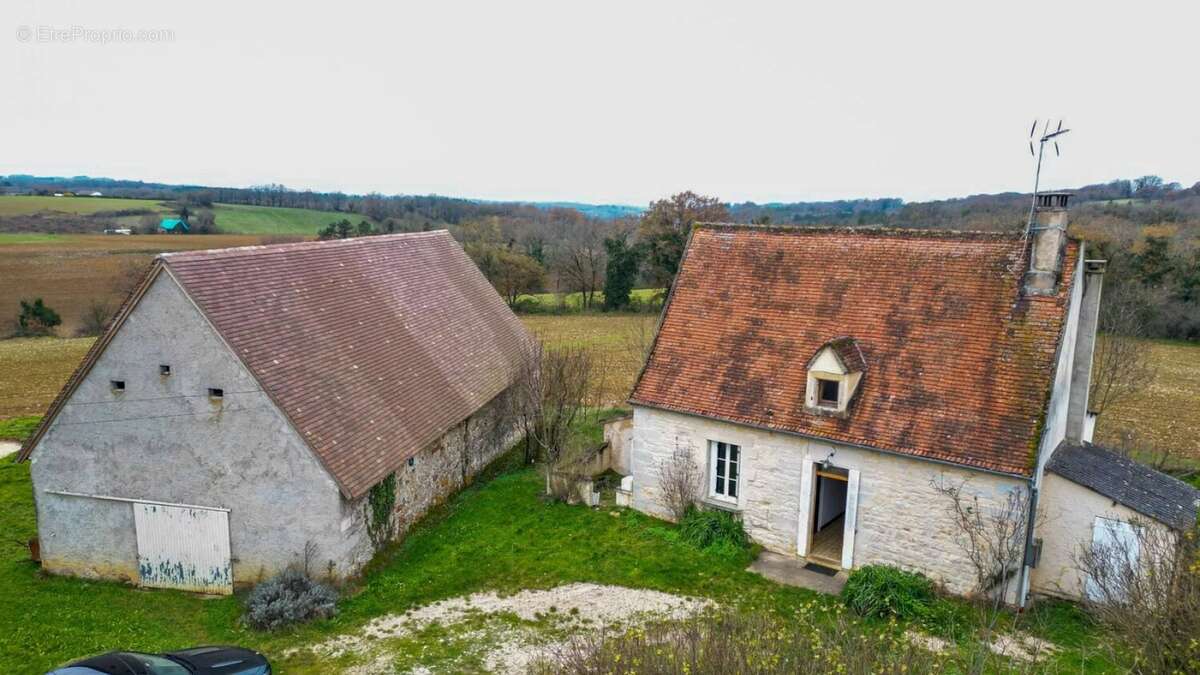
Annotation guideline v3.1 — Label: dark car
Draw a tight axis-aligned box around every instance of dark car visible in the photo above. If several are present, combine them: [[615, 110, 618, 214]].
[[47, 646, 270, 675]]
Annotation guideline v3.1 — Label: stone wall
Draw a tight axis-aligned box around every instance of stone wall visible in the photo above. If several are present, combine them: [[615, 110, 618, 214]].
[[342, 383, 525, 547], [630, 405, 1027, 595], [602, 413, 634, 475]]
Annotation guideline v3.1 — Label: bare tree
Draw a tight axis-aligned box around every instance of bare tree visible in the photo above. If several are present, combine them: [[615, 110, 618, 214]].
[[77, 299, 113, 337], [1073, 518, 1200, 673], [622, 314, 658, 373], [656, 438, 702, 521], [932, 477, 1034, 673], [1090, 282, 1156, 416], [555, 222, 607, 311], [515, 339, 603, 493]]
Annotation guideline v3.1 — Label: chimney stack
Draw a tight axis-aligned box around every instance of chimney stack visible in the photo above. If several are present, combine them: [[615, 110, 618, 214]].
[[1024, 192, 1070, 295], [1066, 258, 1106, 443]]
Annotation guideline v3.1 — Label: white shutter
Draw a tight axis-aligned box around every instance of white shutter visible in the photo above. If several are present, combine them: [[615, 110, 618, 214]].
[[1086, 517, 1139, 602], [841, 469, 860, 569], [796, 458, 815, 555], [134, 502, 232, 595]]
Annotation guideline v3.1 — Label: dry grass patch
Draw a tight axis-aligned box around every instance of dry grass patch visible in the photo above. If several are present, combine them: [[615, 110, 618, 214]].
[[0, 337, 94, 418], [519, 313, 657, 405]]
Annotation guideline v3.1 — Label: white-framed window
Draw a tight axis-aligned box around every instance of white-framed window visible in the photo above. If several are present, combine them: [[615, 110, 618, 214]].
[[708, 440, 741, 502]]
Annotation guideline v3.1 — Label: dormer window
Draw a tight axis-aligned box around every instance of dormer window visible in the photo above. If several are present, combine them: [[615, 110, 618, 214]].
[[805, 337, 866, 416], [817, 378, 840, 407]]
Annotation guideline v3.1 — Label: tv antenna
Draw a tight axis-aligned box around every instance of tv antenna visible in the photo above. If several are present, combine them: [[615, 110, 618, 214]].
[[1023, 119, 1070, 237]]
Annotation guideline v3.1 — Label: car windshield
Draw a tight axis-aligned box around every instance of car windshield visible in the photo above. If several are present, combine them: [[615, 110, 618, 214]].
[[125, 654, 191, 675]]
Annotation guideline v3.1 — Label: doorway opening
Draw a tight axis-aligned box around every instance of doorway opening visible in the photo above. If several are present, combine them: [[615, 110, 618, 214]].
[[809, 467, 848, 567]]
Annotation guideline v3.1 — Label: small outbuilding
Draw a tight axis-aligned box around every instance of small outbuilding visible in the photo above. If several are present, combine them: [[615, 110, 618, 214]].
[[159, 218, 189, 233], [19, 232, 535, 594]]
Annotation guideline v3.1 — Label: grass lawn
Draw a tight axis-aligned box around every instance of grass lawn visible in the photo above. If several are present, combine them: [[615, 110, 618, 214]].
[[515, 287, 662, 312], [0, 413, 1116, 673], [212, 204, 374, 236]]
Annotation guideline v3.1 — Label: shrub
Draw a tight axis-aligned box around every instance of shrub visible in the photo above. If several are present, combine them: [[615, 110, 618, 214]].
[[15, 298, 61, 336], [842, 565, 936, 622], [77, 300, 113, 337], [539, 609, 946, 674], [679, 506, 749, 555], [243, 569, 338, 630]]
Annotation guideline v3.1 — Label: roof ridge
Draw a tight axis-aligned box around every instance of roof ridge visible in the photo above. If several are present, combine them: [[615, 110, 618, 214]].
[[695, 222, 1027, 239], [159, 230, 451, 262]]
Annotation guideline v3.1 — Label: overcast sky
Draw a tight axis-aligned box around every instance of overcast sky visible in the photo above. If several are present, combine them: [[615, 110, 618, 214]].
[[4, 1, 1198, 205]]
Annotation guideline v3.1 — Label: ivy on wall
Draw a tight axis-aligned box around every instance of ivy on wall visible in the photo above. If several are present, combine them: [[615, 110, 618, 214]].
[[366, 473, 396, 545]]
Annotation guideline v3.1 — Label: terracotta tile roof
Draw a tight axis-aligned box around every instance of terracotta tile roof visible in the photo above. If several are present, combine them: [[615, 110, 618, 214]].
[[161, 232, 534, 498], [812, 336, 867, 372], [630, 225, 1080, 477]]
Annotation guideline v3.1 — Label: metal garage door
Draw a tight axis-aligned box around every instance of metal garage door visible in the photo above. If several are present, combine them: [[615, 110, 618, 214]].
[[133, 502, 232, 595]]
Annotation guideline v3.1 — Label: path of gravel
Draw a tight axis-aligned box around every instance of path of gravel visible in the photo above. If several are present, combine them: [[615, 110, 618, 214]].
[[294, 583, 712, 674]]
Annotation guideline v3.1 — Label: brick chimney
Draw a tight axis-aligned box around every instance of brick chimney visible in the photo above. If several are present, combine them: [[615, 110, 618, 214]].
[[1024, 192, 1070, 295]]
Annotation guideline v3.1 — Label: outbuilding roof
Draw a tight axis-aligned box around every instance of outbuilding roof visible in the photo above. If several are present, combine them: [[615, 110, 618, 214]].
[[630, 225, 1080, 477], [20, 232, 535, 499], [1048, 441, 1200, 531]]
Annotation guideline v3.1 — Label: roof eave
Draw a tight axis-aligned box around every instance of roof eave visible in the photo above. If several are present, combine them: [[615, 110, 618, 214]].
[[628, 399, 1032, 480]]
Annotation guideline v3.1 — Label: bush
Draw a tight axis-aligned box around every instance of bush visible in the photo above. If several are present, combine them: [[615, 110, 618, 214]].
[[15, 298, 61, 337], [679, 506, 749, 555], [842, 565, 936, 622], [539, 609, 946, 674], [243, 569, 338, 630]]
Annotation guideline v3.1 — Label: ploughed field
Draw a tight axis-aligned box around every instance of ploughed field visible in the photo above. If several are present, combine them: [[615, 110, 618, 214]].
[[0, 233, 271, 336]]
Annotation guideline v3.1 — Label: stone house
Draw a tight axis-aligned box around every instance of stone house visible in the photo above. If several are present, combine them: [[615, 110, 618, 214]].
[[619, 194, 1199, 605], [18, 232, 534, 594]]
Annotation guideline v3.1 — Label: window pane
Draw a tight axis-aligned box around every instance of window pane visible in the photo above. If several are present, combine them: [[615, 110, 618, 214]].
[[717, 443, 726, 461], [715, 474, 725, 494], [729, 455, 738, 483], [819, 379, 840, 405], [729, 478, 737, 498]]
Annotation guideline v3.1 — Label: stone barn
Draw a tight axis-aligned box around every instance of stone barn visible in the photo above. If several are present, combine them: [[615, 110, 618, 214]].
[[18, 232, 534, 594], [619, 193, 1199, 605]]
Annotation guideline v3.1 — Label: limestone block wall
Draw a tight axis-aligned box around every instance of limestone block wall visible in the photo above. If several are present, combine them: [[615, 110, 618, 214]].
[[630, 405, 1027, 595], [342, 384, 525, 548]]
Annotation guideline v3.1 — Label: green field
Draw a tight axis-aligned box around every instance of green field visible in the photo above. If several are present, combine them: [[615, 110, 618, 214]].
[[211, 203, 374, 236], [0, 195, 167, 217], [517, 287, 663, 312], [0, 195, 362, 237]]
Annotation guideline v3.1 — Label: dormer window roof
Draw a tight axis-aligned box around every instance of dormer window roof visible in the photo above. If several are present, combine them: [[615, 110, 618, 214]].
[[805, 337, 866, 416]]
